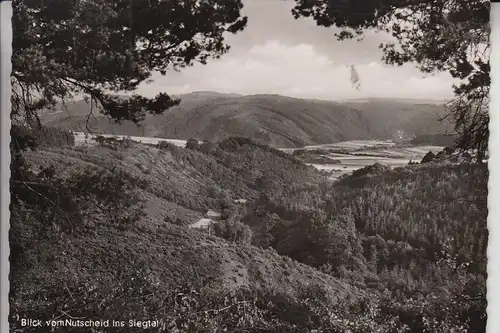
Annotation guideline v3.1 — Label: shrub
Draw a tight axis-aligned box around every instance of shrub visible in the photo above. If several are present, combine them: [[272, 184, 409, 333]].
[[94, 135, 133, 150], [122, 136, 134, 148], [185, 138, 200, 150], [157, 140, 176, 150], [421, 151, 436, 164], [213, 221, 253, 245], [11, 124, 75, 149], [350, 163, 391, 178], [292, 149, 306, 156], [63, 167, 146, 225], [218, 137, 257, 152]]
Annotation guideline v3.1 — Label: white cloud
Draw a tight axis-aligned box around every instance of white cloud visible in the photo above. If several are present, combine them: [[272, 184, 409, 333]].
[[138, 40, 457, 101]]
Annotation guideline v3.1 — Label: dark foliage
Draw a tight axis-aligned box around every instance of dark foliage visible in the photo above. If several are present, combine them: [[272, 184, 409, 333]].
[[350, 163, 391, 178], [12, 0, 247, 125], [245, 162, 487, 332], [11, 124, 75, 150], [421, 151, 436, 164], [185, 138, 200, 150], [213, 220, 253, 245]]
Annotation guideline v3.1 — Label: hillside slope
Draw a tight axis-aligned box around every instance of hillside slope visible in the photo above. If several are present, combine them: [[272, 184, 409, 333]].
[[241, 161, 487, 331], [342, 98, 452, 141], [40, 92, 453, 148], [10, 136, 378, 332], [22, 137, 322, 224], [10, 128, 486, 332]]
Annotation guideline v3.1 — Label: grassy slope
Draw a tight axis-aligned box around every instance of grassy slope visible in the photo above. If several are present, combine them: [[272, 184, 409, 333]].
[[40, 92, 453, 148], [23, 139, 322, 223], [11, 139, 372, 332], [11, 219, 368, 332]]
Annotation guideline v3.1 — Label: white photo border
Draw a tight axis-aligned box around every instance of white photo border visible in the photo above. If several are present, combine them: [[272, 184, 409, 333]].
[[0, 1, 12, 333], [0, 1, 498, 332], [487, 2, 500, 333]]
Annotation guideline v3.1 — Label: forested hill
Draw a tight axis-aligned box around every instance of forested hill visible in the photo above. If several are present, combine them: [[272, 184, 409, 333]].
[[10, 127, 486, 331], [40, 92, 453, 148]]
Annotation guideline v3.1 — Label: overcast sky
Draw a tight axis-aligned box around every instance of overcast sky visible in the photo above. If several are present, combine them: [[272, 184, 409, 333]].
[[137, 0, 457, 101]]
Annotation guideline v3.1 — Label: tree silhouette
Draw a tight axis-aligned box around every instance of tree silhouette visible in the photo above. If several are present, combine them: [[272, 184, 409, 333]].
[[11, 0, 247, 125]]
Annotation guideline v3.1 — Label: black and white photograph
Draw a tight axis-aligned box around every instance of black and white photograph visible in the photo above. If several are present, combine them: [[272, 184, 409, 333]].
[[5, 0, 491, 332]]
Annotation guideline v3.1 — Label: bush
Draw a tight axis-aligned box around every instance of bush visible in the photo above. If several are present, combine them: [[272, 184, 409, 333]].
[[94, 135, 133, 150], [11, 124, 75, 149], [421, 151, 436, 163], [213, 220, 253, 245], [63, 167, 146, 225], [218, 137, 257, 152], [157, 140, 176, 150], [185, 138, 200, 150], [350, 163, 391, 178], [292, 149, 306, 156], [122, 136, 134, 148], [10, 165, 146, 237]]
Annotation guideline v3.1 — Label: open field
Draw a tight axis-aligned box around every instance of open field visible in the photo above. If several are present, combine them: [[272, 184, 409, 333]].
[[282, 140, 445, 179], [73, 132, 189, 147]]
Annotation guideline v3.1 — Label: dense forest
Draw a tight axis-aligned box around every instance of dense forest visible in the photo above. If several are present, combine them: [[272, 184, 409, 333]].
[[244, 162, 487, 332], [9, 126, 487, 332]]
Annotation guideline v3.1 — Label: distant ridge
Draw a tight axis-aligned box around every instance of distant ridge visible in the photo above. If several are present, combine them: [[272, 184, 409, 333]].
[[39, 91, 454, 148], [340, 97, 447, 105], [171, 91, 244, 99]]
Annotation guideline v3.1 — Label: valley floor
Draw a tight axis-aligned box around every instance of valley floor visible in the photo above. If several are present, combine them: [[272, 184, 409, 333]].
[[72, 132, 443, 180]]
